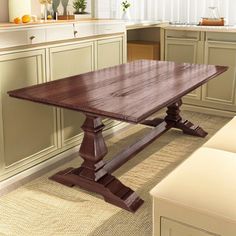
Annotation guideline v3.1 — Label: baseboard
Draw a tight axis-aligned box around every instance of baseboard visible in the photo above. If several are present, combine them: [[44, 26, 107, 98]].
[[182, 104, 235, 118], [0, 146, 80, 196]]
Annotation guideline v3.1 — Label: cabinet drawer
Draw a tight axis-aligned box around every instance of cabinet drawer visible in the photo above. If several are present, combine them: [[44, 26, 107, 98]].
[[206, 32, 236, 42], [95, 22, 125, 35], [45, 24, 74, 42], [166, 30, 200, 40], [74, 22, 125, 38], [0, 28, 46, 49], [74, 23, 95, 38]]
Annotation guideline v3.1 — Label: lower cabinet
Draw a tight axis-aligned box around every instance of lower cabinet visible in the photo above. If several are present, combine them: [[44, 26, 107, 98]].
[[97, 36, 124, 130], [0, 49, 58, 180], [161, 218, 215, 236], [164, 29, 236, 114], [49, 41, 95, 148], [165, 30, 201, 101], [202, 41, 236, 112], [97, 37, 124, 69], [0, 34, 125, 181]]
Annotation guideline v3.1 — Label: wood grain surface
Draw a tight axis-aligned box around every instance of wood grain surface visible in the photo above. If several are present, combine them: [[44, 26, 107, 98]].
[[8, 60, 227, 123]]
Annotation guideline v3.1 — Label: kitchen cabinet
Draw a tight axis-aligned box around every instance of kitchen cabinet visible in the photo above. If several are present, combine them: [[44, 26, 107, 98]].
[[0, 32, 126, 182], [202, 33, 236, 112], [97, 36, 124, 130], [164, 29, 236, 114], [49, 41, 95, 149], [0, 49, 58, 180], [165, 30, 203, 101], [97, 36, 124, 69]]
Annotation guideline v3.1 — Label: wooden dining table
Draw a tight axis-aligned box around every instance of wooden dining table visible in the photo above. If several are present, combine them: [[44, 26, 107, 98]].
[[8, 60, 227, 212]]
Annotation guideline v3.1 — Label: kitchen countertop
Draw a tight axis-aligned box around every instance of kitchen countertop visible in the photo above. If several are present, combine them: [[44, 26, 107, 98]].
[[2, 18, 236, 33], [163, 24, 236, 33], [125, 20, 168, 29], [0, 19, 125, 31]]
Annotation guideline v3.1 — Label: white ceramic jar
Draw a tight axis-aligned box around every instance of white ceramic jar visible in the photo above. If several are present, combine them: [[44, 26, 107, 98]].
[[9, 0, 31, 22]]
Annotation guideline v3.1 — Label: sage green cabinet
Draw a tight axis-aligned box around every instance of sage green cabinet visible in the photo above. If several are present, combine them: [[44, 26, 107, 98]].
[[202, 39, 236, 112], [165, 30, 202, 101], [164, 29, 236, 114], [0, 34, 126, 182], [49, 42, 95, 148], [97, 37, 124, 70], [97, 37, 124, 129], [49, 36, 124, 148], [0, 49, 58, 180]]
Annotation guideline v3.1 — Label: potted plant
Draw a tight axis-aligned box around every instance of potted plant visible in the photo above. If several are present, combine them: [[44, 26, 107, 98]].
[[73, 0, 91, 19], [121, 1, 131, 20]]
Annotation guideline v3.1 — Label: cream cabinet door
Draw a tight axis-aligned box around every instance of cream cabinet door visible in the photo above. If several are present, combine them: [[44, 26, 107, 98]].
[[0, 49, 58, 180], [97, 36, 124, 129], [165, 38, 201, 101], [49, 42, 95, 148], [202, 41, 236, 111], [97, 37, 124, 70], [161, 218, 218, 236]]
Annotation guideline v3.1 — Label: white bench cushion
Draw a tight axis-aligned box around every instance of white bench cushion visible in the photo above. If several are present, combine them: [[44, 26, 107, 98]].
[[150, 147, 236, 224], [203, 116, 236, 153]]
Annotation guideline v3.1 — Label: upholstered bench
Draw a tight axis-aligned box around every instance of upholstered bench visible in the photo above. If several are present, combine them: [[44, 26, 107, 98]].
[[150, 117, 236, 236]]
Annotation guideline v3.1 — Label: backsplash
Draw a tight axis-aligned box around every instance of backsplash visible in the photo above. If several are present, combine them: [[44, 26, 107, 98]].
[[0, 0, 91, 22]]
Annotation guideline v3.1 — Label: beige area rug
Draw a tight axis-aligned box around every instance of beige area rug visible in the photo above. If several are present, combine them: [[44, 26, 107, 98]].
[[0, 111, 230, 236]]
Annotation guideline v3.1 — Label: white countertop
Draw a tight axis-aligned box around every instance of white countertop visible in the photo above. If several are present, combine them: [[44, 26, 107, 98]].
[[0, 19, 126, 31], [125, 20, 168, 29], [2, 19, 236, 33], [164, 24, 236, 33]]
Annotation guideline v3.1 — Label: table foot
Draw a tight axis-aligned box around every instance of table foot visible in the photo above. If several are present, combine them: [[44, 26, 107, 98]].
[[174, 119, 208, 137], [50, 167, 144, 212], [165, 99, 208, 138], [50, 114, 143, 212]]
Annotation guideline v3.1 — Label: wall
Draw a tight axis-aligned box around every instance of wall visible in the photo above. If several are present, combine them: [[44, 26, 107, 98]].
[[0, 0, 92, 23], [106, 0, 236, 24], [0, 0, 9, 22]]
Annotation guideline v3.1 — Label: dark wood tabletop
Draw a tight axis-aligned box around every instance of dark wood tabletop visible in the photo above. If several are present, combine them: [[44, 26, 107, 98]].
[[8, 60, 227, 123]]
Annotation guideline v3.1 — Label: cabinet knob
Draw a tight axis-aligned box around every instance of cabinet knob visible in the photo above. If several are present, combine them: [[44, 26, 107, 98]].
[[29, 36, 36, 41], [74, 30, 78, 37]]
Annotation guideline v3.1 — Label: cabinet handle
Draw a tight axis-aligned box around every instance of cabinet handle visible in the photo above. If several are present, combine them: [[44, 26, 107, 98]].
[[74, 30, 78, 37], [29, 36, 36, 41]]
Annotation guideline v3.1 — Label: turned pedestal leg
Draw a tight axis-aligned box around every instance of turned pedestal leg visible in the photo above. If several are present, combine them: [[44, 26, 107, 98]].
[[165, 100, 207, 137], [50, 114, 143, 212]]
